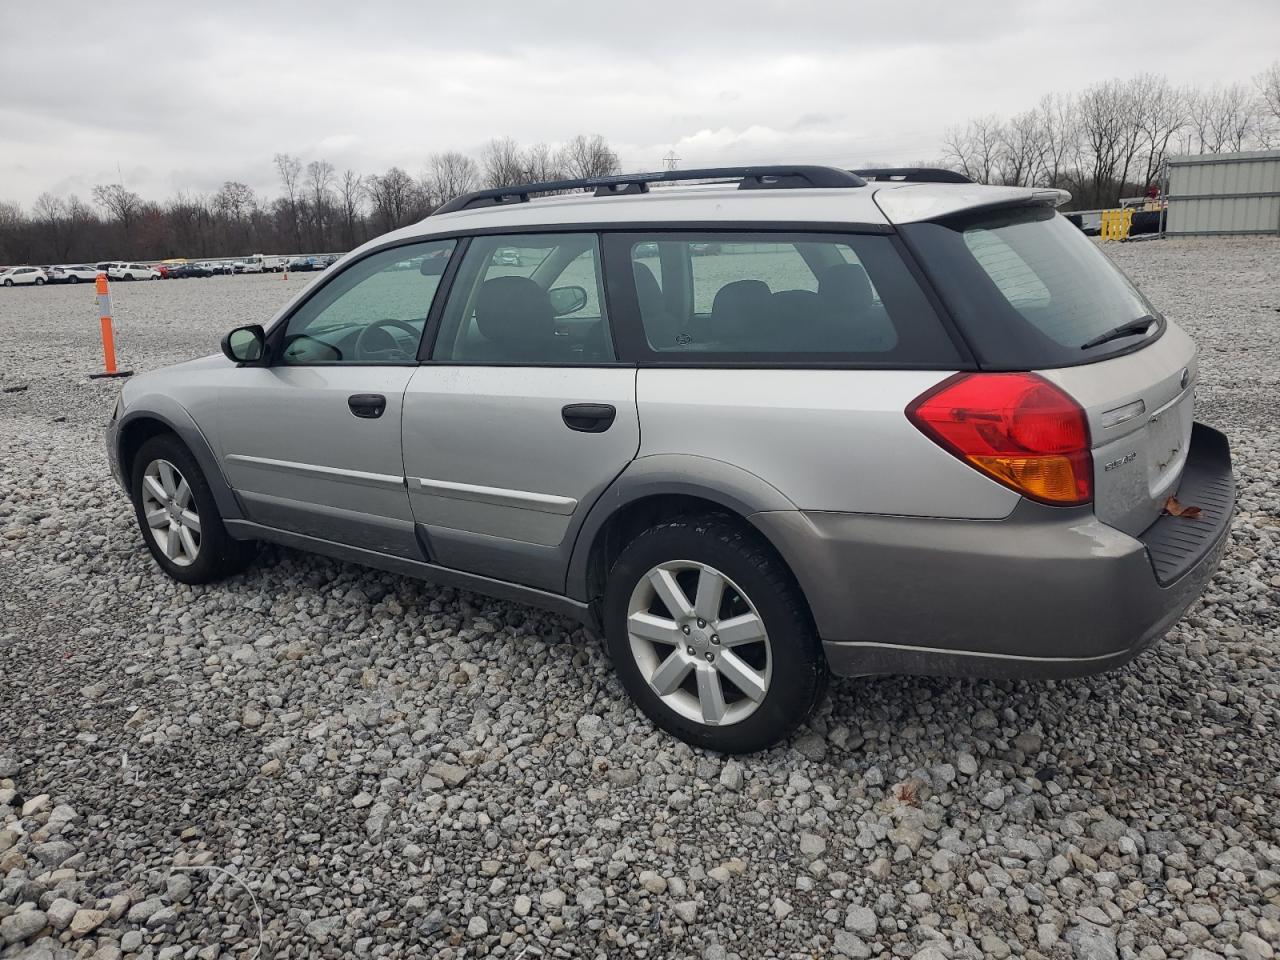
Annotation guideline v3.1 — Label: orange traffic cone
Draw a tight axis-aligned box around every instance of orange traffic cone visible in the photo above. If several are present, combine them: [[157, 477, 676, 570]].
[[88, 274, 133, 379]]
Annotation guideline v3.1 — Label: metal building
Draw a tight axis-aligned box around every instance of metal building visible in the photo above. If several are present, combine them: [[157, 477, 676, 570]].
[[1165, 149, 1280, 236]]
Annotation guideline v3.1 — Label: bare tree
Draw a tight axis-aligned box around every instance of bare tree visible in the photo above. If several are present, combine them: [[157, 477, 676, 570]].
[[479, 137, 527, 188], [1035, 92, 1079, 189], [523, 143, 564, 183], [305, 160, 336, 249], [337, 169, 365, 250], [1133, 75, 1186, 191], [422, 151, 479, 207], [273, 152, 303, 251], [33, 193, 69, 261], [1188, 84, 1264, 154], [942, 116, 1003, 183], [558, 134, 620, 180], [213, 181, 255, 250], [997, 110, 1043, 186], [366, 167, 421, 233], [1258, 61, 1280, 124], [91, 183, 144, 245]]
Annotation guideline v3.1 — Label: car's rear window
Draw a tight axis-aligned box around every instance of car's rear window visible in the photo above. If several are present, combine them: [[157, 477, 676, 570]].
[[605, 232, 963, 365], [901, 206, 1159, 368]]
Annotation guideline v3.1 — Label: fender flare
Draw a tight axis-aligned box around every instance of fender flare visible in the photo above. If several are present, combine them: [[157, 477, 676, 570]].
[[564, 454, 797, 602], [115, 400, 244, 521]]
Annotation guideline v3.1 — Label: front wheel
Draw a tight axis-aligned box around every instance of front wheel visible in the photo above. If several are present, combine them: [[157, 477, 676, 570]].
[[2, 279, 11, 286], [68, 276, 80, 284], [603, 515, 828, 754], [130, 434, 256, 584], [34, 277, 45, 285]]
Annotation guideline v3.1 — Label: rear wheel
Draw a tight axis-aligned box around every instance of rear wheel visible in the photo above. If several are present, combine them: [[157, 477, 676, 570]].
[[68, 276, 80, 284], [34, 277, 44, 285], [130, 434, 256, 584], [603, 515, 827, 753], [2, 279, 11, 286]]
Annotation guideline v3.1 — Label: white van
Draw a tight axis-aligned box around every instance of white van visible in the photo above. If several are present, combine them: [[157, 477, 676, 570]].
[[236, 254, 288, 274]]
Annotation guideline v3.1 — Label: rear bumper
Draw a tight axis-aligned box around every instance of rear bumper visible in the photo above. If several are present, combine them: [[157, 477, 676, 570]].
[[752, 423, 1234, 680]]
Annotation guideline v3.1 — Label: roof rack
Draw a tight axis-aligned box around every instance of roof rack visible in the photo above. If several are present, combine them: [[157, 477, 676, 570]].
[[432, 165, 866, 215], [851, 167, 972, 184]]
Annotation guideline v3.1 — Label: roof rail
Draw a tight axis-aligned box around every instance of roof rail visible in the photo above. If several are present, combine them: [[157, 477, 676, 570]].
[[432, 165, 866, 215], [851, 167, 972, 184]]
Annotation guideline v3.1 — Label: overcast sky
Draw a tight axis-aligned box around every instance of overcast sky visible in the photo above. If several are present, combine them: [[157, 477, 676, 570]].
[[2, 0, 1276, 207]]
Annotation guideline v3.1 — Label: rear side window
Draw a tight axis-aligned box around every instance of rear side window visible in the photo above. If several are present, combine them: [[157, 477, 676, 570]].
[[902, 207, 1159, 368], [606, 232, 961, 365]]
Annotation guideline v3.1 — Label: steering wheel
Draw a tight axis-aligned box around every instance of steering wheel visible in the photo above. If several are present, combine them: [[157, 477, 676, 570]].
[[354, 318, 421, 360]]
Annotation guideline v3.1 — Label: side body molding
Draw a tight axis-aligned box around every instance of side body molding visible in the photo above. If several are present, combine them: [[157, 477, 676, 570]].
[[563, 454, 798, 603], [114, 399, 245, 522]]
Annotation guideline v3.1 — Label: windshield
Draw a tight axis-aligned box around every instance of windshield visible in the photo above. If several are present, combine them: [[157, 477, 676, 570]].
[[901, 206, 1160, 368]]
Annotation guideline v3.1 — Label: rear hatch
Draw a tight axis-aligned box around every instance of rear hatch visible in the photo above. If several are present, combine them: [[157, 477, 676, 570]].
[[895, 200, 1196, 536]]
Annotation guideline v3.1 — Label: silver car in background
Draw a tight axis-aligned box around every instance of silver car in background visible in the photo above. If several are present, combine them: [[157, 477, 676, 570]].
[[106, 165, 1234, 753]]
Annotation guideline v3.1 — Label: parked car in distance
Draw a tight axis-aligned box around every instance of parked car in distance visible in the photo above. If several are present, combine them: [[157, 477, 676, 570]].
[[169, 263, 213, 279], [95, 262, 118, 275], [493, 247, 522, 266], [48, 265, 100, 284], [106, 164, 1235, 753], [234, 257, 263, 274], [109, 262, 161, 281], [0, 266, 47, 286], [152, 264, 172, 279]]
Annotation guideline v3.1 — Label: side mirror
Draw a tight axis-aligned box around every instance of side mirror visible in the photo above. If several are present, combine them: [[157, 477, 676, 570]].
[[549, 284, 589, 316], [221, 324, 266, 364]]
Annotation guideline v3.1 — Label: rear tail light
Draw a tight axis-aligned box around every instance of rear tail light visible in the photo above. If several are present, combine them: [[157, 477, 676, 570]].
[[906, 372, 1092, 506]]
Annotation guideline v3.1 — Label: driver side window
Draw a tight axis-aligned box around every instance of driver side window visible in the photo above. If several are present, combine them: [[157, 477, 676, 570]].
[[278, 239, 456, 364]]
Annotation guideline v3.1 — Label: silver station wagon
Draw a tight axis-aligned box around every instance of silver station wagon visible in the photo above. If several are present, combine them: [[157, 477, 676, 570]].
[[107, 165, 1235, 753]]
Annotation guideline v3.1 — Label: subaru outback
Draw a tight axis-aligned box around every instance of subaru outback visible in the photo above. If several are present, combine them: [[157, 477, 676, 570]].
[[107, 165, 1235, 753]]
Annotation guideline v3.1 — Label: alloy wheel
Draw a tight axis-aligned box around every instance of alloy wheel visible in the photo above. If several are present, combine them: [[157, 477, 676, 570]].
[[626, 560, 772, 726], [140, 458, 201, 566]]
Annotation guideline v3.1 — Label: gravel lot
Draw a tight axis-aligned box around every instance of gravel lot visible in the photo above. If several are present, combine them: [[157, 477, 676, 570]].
[[1, 240, 1278, 960]]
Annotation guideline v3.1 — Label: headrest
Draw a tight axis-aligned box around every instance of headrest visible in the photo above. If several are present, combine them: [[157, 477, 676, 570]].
[[633, 261, 663, 311], [475, 275, 553, 345], [711, 279, 771, 318], [819, 262, 874, 309]]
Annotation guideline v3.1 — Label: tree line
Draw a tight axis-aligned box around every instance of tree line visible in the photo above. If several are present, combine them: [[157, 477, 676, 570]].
[[942, 64, 1280, 208], [0, 133, 621, 266], [2, 62, 1278, 266]]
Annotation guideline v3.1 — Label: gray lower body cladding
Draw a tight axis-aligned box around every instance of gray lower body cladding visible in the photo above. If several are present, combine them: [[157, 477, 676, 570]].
[[753, 423, 1234, 680]]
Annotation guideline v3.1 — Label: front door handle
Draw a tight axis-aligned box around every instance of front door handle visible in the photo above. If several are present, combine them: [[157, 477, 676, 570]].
[[348, 394, 387, 419], [562, 403, 616, 433]]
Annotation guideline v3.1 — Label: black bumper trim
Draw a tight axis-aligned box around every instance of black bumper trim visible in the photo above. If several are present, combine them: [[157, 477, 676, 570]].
[[1138, 423, 1235, 586]]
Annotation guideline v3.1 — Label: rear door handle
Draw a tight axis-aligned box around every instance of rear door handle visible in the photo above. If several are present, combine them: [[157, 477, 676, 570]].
[[348, 394, 387, 419], [562, 403, 616, 433]]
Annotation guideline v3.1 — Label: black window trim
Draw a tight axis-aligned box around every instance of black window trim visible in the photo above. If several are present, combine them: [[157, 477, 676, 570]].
[[600, 228, 977, 370], [260, 219, 981, 372], [419, 230, 628, 368], [264, 236, 461, 368], [895, 204, 1167, 370]]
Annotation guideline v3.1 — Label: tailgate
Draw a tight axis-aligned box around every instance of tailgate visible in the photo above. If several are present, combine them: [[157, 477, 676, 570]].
[[1041, 323, 1197, 536]]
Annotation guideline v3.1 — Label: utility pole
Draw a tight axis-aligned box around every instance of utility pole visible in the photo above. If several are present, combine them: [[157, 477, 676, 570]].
[[663, 151, 681, 171]]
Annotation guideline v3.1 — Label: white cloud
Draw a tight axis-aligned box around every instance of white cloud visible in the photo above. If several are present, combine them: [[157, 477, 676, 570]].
[[0, 0, 1275, 205]]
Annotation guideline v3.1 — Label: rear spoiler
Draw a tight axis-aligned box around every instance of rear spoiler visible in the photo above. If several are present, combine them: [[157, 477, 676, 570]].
[[874, 185, 1072, 224]]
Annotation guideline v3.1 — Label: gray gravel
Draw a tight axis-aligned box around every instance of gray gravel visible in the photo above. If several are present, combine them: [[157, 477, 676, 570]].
[[1, 241, 1278, 960]]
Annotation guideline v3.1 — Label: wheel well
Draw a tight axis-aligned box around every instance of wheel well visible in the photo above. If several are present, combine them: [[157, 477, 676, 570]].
[[585, 494, 750, 603], [117, 418, 178, 493]]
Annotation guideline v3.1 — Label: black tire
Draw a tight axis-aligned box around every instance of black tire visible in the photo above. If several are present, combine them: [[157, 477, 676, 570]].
[[2, 279, 11, 286], [68, 276, 79, 284], [129, 433, 256, 585], [35, 277, 45, 285], [603, 514, 828, 754]]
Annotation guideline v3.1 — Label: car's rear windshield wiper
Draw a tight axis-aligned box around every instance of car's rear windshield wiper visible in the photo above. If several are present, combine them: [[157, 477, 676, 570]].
[[1080, 316, 1158, 351]]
